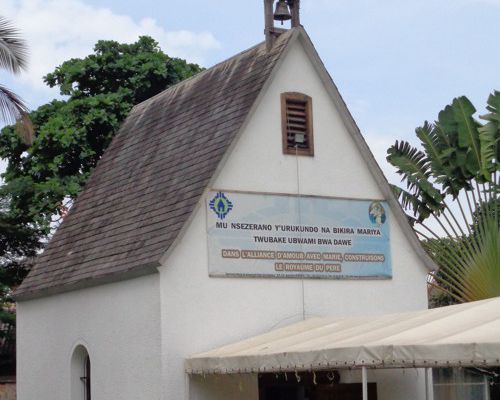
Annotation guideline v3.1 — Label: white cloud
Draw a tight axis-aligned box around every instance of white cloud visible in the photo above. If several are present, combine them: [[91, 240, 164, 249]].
[[2, 0, 221, 91]]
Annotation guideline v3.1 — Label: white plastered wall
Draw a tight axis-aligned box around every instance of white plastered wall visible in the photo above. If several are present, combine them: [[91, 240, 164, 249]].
[[16, 274, 161, 400], [160, 36, 429, 400]]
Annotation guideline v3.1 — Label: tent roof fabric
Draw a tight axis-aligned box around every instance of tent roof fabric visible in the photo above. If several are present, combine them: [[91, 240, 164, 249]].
[[186, 297, 500, 374]]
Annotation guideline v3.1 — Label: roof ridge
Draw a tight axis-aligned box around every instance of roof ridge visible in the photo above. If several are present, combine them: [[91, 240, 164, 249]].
[[131, 40, 267, 112], [131, 29, 297, 113], [295, 28, 436, 271], [15, 29, 295, 300]]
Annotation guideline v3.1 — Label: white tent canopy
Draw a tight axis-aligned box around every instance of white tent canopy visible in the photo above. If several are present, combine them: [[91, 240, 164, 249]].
[[186, 297, 500, 375]]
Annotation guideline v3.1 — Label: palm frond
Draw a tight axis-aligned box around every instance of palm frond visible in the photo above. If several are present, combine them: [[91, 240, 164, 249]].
[[0, 84, 33, 144], [431, 216, 500, 303], [0, 16, 28, 74], [451, 97, 482, 176], [435, 98, 485, 192], [478, 123, 498, 179], [483, 90, 500, 123], [15, 112, 34, 145], [416, 122, 446, 176], [390, 183, 434, 222], [415, 121, 464, 197], [387, 140, 443, 212], [388, 93, 499, 305], [0, 83, 27, 121], [479, 91, 500, 180]]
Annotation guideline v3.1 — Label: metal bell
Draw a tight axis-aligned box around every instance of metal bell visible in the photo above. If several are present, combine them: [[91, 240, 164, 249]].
[[274, 0, 292, 23]]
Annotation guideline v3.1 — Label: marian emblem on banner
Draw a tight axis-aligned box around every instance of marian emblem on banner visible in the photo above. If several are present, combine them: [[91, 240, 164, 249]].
[[209, 192, 233, 220], [368, 201, 386, 225]]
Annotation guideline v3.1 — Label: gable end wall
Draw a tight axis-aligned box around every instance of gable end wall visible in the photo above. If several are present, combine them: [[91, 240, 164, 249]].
[[159, 38, 428, 400]]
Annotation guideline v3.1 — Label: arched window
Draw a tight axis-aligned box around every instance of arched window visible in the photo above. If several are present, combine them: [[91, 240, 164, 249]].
[[71, 345, 91, 400], [82, 355, 91, 400]]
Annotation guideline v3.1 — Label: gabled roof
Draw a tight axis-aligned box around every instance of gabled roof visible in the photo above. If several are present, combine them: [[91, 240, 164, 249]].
[[288, 30, 436, 271], [15, 27, 435, 301], [15, 31, 294, 300]]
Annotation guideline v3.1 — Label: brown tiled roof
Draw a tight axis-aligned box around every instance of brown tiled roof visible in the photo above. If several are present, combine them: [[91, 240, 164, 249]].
[[15, 31, 294, 300]]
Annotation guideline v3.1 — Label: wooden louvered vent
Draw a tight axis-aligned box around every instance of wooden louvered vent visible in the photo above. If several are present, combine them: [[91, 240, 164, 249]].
[[281, 92, 314, 156]]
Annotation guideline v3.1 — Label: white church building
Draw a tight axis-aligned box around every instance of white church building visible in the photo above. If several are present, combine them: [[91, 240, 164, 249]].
[[18, 1, 495, 399]]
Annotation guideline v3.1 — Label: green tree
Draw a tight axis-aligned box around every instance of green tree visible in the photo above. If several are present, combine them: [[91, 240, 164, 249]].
[[0, 35, 202, 296], [387, 92, 499, 304]]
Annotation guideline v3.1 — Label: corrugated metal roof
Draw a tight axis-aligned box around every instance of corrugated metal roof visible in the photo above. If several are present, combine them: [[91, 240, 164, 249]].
[[186, 297, 500, 374], [15, 30, 295, 300]]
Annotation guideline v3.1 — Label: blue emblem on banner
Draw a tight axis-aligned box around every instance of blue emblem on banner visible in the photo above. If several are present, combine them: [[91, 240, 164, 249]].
[[368, 201, 386, 225], [209, 192, 233, 220]]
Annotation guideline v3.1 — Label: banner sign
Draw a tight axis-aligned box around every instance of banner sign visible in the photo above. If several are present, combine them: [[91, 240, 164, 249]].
[[206, 190, 392, 279]]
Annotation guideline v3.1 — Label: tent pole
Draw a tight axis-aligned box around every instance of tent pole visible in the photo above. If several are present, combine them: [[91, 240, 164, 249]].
[[362, 366, 368, 400], [484, 375, 491, 400], [425, 368, 434, 400]]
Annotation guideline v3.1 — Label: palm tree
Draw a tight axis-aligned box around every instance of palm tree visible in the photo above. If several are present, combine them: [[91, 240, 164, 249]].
[[0, 16, 33, 144], [387, 93, 499, 303]]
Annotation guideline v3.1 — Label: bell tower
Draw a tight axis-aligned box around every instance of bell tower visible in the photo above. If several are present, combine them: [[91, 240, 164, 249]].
[[264, 0, 301, 50]]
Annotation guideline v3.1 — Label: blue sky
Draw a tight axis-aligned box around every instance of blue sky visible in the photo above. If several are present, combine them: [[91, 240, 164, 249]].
[[2, 0, 500, 181]]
